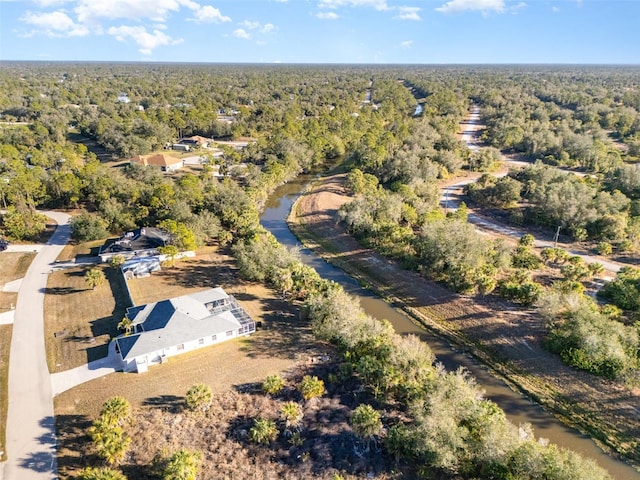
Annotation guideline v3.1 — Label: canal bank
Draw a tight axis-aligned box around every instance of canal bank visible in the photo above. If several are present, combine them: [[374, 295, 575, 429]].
[[258, 169, 639, 480]]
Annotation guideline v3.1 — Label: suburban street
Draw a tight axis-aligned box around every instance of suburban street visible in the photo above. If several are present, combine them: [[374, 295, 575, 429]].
[[2, 211, 70, 480]]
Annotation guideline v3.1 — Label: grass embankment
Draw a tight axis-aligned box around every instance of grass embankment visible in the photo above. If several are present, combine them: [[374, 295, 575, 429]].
[[0, 252, 37, 461], [287, 177, 640, 470]]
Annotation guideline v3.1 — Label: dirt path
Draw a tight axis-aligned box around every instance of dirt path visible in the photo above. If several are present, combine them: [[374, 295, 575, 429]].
[[289, 173, 640, 469]]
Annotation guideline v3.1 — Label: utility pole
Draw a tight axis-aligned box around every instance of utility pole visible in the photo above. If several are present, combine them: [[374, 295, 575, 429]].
[[553, 225, 561, 248]]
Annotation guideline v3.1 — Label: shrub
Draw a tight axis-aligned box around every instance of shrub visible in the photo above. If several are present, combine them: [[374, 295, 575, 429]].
[[299, 375, 325, 401], [262, 374, 285, 395], [249, 418, 278, 445], [185, 383, 212, 412], [350, 404, 382, 440]]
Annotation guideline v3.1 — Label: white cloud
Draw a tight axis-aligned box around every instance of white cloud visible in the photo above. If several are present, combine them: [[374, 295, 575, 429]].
[[239, 20, 276, 33], [232, 28, 251, 40], [261, 23, 275, 33], [436, 0, 505, 14], [318, 0, 389, 11], [400, 40, 413, 48], [21, 10, 89, 37], [75, 0, 182, 23], [395, 6, 420, 20], [108, 25, 182, 54], [240, 20, 261, 30], [551, 5, 560, 13], [189, 4, 231, 23], [316, 11, 339, 19]]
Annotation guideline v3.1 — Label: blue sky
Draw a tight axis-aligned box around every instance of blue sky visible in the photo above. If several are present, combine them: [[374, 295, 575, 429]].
[[0, 0, 638, 64]]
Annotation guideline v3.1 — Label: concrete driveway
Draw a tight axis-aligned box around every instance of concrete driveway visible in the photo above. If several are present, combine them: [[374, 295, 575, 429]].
[[2, 211, 70, 480]]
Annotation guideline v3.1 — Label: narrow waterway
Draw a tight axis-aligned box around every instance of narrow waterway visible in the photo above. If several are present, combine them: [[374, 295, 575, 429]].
[[260, 174, 640, 480]]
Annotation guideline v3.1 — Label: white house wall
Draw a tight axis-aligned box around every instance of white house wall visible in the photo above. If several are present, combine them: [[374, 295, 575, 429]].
[[129, 327, 245, 373]]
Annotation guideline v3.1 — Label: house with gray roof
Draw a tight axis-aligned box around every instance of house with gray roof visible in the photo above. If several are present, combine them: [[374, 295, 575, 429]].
[[99, 227, 171, 262], [114, 288, 255, 373]]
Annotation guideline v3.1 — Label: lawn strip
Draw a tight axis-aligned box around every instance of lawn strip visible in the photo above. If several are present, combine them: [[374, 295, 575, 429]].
[[44, 265, 125, 373]]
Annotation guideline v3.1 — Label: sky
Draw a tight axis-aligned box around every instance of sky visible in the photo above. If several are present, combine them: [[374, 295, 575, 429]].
[[0, 0, 638, 64]]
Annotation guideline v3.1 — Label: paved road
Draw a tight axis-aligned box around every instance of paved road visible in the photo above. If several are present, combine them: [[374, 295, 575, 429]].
[[2, 211, 70, 480]]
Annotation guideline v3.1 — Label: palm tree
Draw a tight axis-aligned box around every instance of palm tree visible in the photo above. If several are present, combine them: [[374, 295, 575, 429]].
[[85, 267, 106, 290], [117, 317, 133, 335], [249, 418, 278, 445], [280, 401, 303, 433], [163, 449, 202, 480], [185, 383, 212, 412], [89, 419, 130, 465], [100, 396, 131, 426]]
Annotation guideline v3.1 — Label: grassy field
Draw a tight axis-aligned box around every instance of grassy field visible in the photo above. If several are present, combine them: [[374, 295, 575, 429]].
[[0, 251, 36, 461], [44, 265, 129, 373]]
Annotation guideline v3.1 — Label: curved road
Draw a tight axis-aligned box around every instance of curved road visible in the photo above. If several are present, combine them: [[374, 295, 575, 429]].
[[2, 211, 70, 480], [444, 106, 623, 276]]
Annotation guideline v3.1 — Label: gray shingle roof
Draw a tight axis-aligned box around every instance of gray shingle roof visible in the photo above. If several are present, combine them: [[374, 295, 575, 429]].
[[115, 288, 253, 361]]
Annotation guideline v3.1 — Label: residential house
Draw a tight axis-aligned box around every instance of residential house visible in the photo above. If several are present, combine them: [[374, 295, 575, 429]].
[[178, 136, 211, 148], [131, 153, 184, 172], [114, 288, 256, 373], [99, 227, 171, 262]]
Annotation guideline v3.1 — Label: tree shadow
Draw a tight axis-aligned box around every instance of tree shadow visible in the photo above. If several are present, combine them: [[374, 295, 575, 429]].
[[41, 286, 86, 295], [55, 414, 93, 476], [239, 296, 320, 362], [142, 394, 183, 413]]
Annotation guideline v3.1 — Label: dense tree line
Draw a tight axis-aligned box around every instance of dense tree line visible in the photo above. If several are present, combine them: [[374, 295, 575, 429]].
[[231, 223, 612, 478], [466, 162, 640, 249]]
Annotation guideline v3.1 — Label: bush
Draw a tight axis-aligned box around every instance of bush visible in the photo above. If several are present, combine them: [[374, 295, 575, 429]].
[[70, 212, 109, 242], [262, 374, 285, 395], [299, 375, 325, 401], [1, 206, 47, 240], [249, 418, 278, 445], [185, 383, 212, 412]]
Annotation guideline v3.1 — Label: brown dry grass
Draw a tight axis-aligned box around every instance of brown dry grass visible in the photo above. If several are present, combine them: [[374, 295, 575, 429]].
[[57, 239, 104, 262], [0, 252, 35, 311], [44, 265, 128, 373], [0, 324, 12, 461], [56, 367, 402, 480]]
